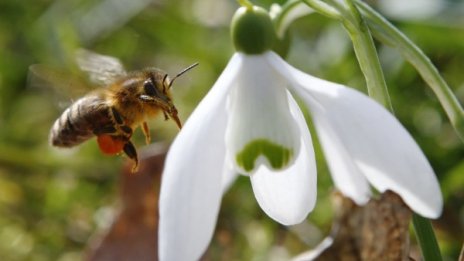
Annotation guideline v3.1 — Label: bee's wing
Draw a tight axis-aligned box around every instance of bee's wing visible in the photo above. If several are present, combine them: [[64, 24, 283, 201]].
[[28, 64, 93, 106], [75, 49, 127, 86]]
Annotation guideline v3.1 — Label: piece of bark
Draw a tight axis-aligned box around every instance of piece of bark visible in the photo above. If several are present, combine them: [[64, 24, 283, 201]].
[[294, 191, 413, 261], [85, 143, 167, 261]]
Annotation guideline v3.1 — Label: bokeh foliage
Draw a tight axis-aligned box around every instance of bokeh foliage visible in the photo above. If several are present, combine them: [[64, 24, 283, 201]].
[[0, 0, 462, 260]]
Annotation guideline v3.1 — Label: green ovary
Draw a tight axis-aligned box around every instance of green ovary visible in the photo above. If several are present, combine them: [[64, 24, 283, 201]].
[[236, 139, 293, 172], [231, 6, 276, 54]]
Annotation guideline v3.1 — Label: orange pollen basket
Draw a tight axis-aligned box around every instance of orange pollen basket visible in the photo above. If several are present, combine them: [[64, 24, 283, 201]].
[[97, 135, 125, 155]]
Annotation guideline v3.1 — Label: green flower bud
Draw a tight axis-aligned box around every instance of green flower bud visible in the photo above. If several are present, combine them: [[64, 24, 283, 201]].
[[231, 6, 276, 54]]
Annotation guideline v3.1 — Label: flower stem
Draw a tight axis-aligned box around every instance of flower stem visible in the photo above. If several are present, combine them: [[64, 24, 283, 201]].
[[301, 0, 393, 110], [340, 0, 393, 111], [300, 0, 341, 20], [412, 214, 443, 261], [355, 0, 464, 142], [273, 0, 308, 39]]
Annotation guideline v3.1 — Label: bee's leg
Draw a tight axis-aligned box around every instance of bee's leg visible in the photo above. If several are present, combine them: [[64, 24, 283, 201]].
[[111, 107, 124, 125], [109, 107, 133, 139], [120, 125, 133, 138], [141, 121, 151, 145], [163, 111, 169, 121], [123, 141, 139, 173]]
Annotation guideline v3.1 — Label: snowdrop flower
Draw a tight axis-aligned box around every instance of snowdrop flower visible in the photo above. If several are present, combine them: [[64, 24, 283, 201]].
[[159, 5, 442, 261]]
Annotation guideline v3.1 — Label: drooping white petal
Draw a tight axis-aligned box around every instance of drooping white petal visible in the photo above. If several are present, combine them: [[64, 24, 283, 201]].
[[303, 96, 373, 205], [226, 54, 301, 175], [159, 54, 242, 261], [250, 92, 317, 225], [305, 99, 372, 204], [266, 52, 371, 205], [267, 52, 443, 218]]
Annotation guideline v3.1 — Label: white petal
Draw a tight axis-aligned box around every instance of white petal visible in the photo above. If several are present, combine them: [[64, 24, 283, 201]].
[[250, 92, 317, 225], [159, 54, 242, 261], [265, 52, 371, 205], [226, 54, 301, 174], [298, 95, 372, 204], [268, 52, 443, 218]]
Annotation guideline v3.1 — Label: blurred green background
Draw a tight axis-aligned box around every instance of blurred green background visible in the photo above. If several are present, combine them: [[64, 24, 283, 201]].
[[0, 0, 463, 260]]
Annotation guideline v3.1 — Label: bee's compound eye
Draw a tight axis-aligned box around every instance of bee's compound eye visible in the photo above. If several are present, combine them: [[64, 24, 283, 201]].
[[143, 80, 157, 96]]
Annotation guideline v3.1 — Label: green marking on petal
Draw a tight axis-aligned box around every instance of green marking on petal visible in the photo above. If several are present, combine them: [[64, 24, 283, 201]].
[[236, 139, 293, 172]]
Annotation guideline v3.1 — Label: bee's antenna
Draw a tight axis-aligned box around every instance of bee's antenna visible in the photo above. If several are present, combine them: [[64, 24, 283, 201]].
[[168, 62, 199, 89]]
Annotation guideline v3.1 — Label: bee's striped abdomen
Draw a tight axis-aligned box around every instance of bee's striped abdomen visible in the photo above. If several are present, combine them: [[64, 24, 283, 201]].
[[50, 96, 111, 147]]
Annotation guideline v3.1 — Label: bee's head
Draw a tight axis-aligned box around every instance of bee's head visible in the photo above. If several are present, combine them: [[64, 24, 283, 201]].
[[138, 63, 198, 128]]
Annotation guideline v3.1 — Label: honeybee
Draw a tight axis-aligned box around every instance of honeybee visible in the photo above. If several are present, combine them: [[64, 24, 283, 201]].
[[31, 49, 198, 172]]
